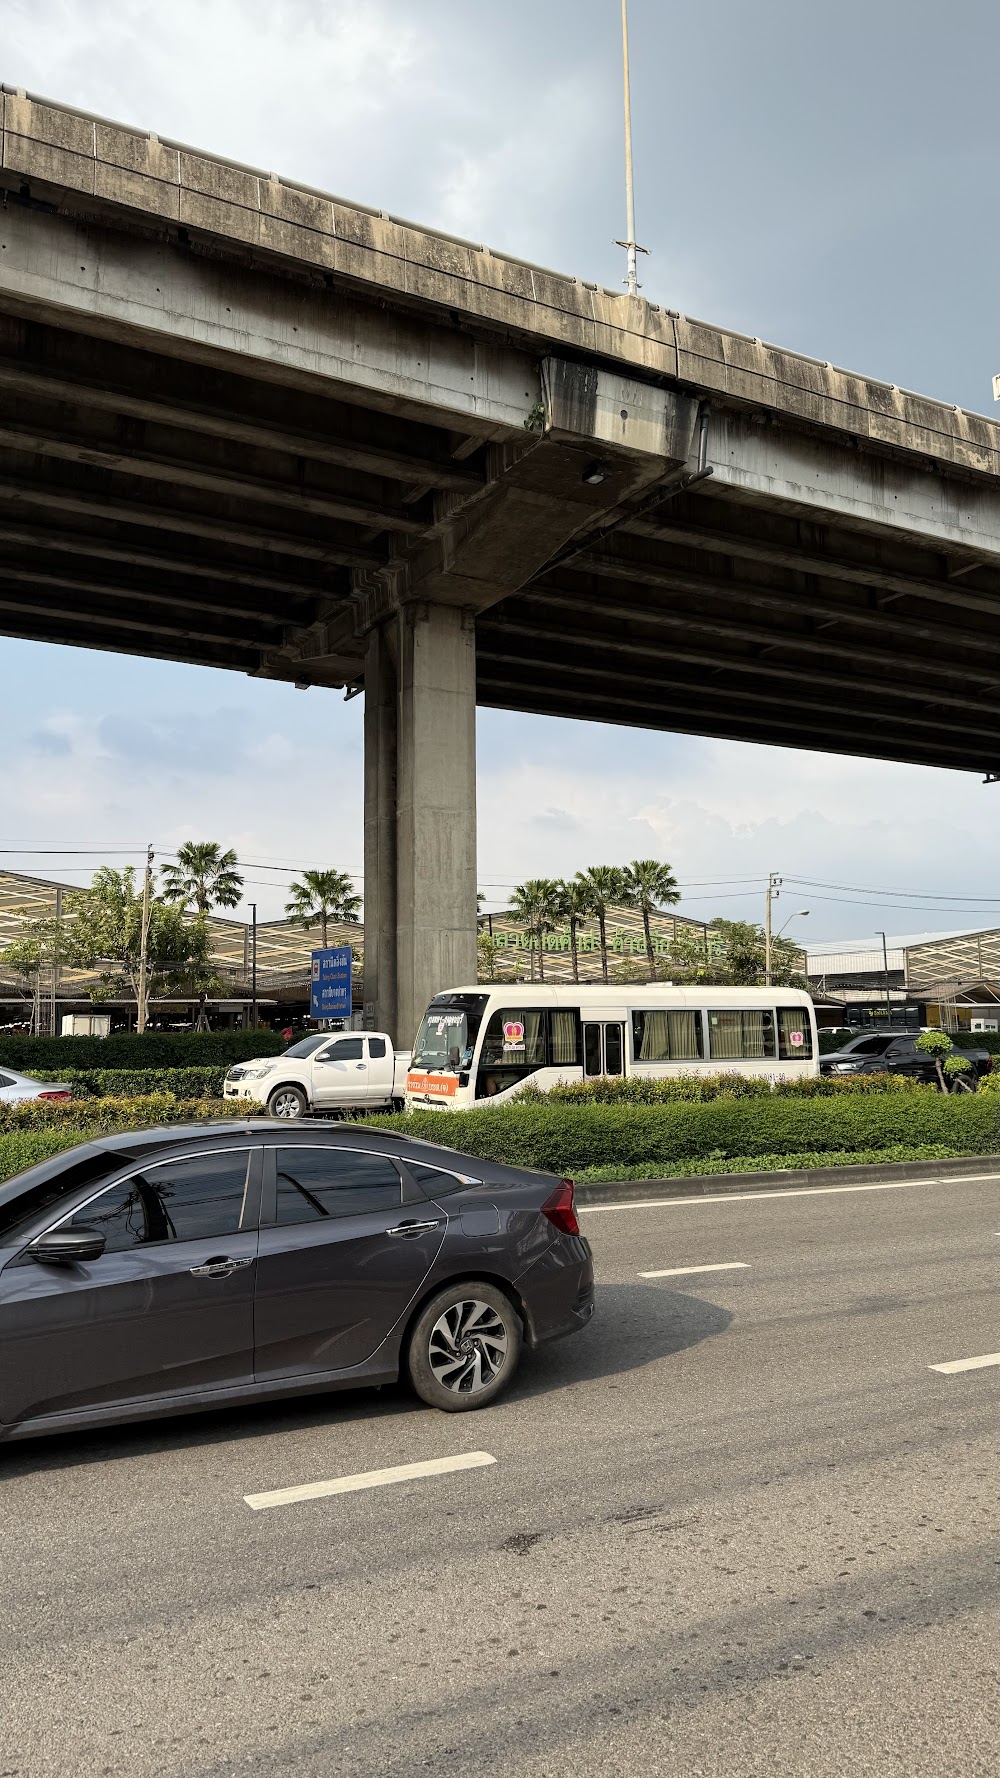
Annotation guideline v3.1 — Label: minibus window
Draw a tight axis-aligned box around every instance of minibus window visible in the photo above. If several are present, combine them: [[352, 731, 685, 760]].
[[777, 1009, 813, 1060], [707, 1009, 777, 1061], [632, 1010, 703, 1061]]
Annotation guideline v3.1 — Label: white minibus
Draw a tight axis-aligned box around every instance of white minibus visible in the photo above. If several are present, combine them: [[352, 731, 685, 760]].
[[405, 984, 818, 1110]]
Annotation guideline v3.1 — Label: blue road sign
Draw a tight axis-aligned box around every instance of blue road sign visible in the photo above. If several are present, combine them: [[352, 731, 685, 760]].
[[310, 946, 353, 1021]]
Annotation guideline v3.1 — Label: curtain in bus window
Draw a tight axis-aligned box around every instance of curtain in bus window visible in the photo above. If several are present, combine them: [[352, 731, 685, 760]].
[[777, 1008, 812, 1060], [708, 1010, 775, 1061], [634, 1010, 701, 1061], [550, 1011, 578, 1066]]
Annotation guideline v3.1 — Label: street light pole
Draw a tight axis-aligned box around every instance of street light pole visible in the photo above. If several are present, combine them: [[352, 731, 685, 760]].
[[250, 901, 258, 1030], [136, 844, 154, 1035], [615, 0, 648, 294], [876, 930, 892, 1027]]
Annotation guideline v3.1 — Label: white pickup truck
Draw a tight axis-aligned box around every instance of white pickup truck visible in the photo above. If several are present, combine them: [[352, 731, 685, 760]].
[[223, 1031, 410, 1119]]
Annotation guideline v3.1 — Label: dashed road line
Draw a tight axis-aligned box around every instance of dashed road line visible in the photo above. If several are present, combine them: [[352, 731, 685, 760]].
[[640, 1261, 751, 1278], [928, 1353, 1000, 1376], [244, 1450, 496, 1511]]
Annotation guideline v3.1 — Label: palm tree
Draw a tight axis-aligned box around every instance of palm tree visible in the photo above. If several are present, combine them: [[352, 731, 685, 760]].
[[554, 878, 592, 983], [507, 878, 562, 982], [285, 868, 361, 948], [621, 859, 681, 981], [575, 866, 626, 984], [161, 841, 243, 914]]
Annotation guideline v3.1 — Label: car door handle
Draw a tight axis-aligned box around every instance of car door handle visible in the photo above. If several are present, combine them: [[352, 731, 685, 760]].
[[355, 1063, 367, 1070], [190, 1255, 255, 1277], [386, 1220, 442, 1238]]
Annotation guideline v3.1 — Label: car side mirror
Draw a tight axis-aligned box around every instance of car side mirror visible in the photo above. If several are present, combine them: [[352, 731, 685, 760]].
[[27, 1225, 106, 1265]]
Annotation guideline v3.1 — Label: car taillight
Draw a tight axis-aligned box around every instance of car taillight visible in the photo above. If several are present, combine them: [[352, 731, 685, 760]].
[[541, 1178, 579, 1236], [38, 1090, 71, 1100]]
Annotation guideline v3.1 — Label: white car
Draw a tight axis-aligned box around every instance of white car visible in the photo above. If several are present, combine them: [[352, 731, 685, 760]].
[[0, 1068, 73, 1104], [223, 1031, 410, 1119]]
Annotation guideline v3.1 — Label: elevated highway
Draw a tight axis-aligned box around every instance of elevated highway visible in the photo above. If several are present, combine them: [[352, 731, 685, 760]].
[[1, 89, 998, 1040]]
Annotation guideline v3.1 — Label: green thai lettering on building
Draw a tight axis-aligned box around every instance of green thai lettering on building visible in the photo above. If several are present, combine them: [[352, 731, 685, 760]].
[[492, 924, 723, 957]]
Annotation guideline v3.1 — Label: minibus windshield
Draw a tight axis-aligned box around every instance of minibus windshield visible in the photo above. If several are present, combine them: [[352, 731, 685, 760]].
[[411, 995, 487, 1071]]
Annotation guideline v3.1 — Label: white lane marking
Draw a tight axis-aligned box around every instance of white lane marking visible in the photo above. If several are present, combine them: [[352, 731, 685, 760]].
[[640, 1261, 751, 1278], [244, 1450, 495, 1511], [580, 1173, 997, 1214], [929, 1353, 1000, 1375]]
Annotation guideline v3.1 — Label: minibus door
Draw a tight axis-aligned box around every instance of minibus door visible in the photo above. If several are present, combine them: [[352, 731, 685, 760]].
[[583, 1022, 625, 1078]]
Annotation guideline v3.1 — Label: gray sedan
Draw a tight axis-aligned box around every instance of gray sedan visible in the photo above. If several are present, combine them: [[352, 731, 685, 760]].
[[0, 1120, 594, 1443]]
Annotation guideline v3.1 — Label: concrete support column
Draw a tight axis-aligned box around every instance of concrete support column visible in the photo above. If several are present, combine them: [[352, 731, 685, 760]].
[[363, 603, 477, 1048]]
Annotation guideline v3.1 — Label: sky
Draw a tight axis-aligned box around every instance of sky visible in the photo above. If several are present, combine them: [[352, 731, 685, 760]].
[[2, 0, 999, 942]]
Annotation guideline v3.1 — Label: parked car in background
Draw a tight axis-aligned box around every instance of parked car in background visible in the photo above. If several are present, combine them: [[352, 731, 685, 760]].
[[0, 1069, 73, 1105], [224, 1031, 410, 1118], [0, 1120, 594, 1441], [819, 1030, 993, 1086]]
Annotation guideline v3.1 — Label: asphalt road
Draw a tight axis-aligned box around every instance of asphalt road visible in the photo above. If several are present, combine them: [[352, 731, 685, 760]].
[[1, 1170, 997, 1778]]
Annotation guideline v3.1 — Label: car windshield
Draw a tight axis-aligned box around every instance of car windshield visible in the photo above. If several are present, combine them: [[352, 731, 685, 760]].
[[283, 1033, 334, 1059], [0, 1147, 125, 1244], [412, 997, 487, 1071]]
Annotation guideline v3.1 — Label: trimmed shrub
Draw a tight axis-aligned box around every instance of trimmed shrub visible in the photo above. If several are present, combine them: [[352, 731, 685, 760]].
[[34, 1066, 228, 1099], [0, 1094, 248, 1134], [360, 1094, 1000, 1173], [0, 1031, 287, 1071], [576, 1142, 971, 1182], [536, 1071, 924, 1104]]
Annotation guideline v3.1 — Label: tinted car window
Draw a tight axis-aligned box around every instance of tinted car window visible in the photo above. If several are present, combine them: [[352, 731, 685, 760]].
[[407, 1163, 467, 1197], [849, 1036, 892, 1057], [0, 1072, 16, 1087], [317, 1038, 364, 1062], [274, 1147, 402, 1225], [368, 1037, 387, 1059], [64, 1150, 253, 1250]]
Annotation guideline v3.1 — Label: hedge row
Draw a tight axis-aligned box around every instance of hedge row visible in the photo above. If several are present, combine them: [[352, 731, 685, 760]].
[[0, 1031, 286, 1070], [538, 1072, 926, 1103], [359, 1095, 1000, 1173], [0, 1094, 248, 1133], [34, 1066, 229, 1099]]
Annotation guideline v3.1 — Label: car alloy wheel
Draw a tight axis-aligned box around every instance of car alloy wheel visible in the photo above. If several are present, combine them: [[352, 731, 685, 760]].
[[428, 1298, 509, 1395], [406, 1280, 522, 1411], [268, 1087, 306, 1119]]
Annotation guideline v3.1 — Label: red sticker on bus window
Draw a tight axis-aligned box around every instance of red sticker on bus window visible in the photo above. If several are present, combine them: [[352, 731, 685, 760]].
[[503, 1020, 524, 1043], [790, 1030, 804, 1046]]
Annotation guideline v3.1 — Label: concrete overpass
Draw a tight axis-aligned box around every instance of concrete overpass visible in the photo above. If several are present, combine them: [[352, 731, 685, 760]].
[[1, 88, 998, 1043]]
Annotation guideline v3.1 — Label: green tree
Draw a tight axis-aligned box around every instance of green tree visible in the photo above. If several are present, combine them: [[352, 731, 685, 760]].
[[285, 869, 362, 948], [708, 918, 806, 988], [161, 841, 243, 914], [916, 1029, 954, 1093], [554, 878, 592, 983], [65, 867, 216, 1005], [507, 879, 562, 982], [575, 866, 626, 984], [620, 859, 681, 981]]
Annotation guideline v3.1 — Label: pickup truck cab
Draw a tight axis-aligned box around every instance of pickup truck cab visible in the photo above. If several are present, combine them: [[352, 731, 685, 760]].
[[224, 1032, 410, 1119], [820, 1030, 993, 1086]]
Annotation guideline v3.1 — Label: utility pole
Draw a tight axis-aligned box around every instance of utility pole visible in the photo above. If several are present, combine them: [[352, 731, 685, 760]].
[[136, 844, 154, 1035], [50, 885, 62, 1037], [250, 901, 258, 1030], [764, 872, 781, 987], [615, 0, 647, 294]]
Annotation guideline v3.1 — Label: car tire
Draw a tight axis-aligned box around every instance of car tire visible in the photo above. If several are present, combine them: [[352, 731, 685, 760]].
[[406, 1281, 522, 1412], [266, 1084, 308, 1119], [391, 1096, 406, 1114]]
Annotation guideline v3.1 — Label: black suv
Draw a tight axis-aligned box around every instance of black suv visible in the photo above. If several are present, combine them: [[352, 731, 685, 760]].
[[820, 1030, 993, 1085]]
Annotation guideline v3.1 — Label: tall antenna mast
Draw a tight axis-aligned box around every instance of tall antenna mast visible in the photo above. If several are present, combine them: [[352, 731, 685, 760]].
[[615, 0, 648, 293]]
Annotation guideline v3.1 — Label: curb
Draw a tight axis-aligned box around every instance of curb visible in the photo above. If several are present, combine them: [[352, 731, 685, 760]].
[[574, 1152, 1000, 1207]]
